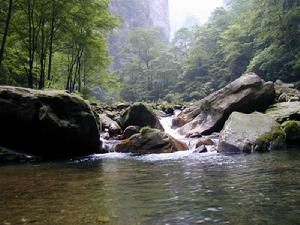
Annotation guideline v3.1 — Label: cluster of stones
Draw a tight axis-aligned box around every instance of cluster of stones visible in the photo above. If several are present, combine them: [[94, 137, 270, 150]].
[[0, 73, 299, 160]]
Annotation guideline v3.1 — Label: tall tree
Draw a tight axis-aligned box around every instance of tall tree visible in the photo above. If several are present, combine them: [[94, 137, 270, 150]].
[[0, 0, 13, 66]]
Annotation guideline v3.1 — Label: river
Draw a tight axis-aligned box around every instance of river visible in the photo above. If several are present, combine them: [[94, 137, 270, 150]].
[[0, 114, 300, 225]]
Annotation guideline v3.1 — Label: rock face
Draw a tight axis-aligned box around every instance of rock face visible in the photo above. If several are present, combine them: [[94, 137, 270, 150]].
[[174, 73, 275, 136], [109, 0, 170, 69], [0, 86, 100, 158], [218, 112, 286, 153], [266, 102, 300, 123], [116, 128, 188, 154], [119, 103, 164, 130]]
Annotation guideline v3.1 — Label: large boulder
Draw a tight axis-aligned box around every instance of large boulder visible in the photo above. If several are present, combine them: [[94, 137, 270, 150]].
[[119, 103, 164, 130], [99, 114, 122, 137], [115, 128, 188, 154], [266, 102, 300, 123], [173, 73, 275, 136], [0, 86, 100, 158], [218, 112, 286, 153]]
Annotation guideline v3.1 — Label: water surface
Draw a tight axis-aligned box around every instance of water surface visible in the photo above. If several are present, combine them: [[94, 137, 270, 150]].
[[1, 150, 300, 225]]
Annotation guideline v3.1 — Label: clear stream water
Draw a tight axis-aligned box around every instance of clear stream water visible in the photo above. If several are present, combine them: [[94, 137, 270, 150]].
[[0, 115, 300, 225]]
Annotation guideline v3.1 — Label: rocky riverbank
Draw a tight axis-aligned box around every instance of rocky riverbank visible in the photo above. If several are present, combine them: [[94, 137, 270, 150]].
[[172, 73, 300, 153], [0, 73, 299, 162]]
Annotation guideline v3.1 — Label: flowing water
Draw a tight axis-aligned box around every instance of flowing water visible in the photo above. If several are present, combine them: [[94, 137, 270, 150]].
[[0, 115, 300, 225]]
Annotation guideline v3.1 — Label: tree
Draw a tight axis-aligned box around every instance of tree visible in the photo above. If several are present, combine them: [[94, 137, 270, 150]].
[[0, 0, 13, 66], [0, 0, 119, 98]]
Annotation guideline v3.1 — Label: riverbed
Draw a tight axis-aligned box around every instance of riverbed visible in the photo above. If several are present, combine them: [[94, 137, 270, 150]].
[[1, 149, 300, 225]]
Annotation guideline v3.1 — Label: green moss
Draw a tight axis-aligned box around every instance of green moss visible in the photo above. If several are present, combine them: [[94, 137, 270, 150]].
[[282, 120, 300, 144], [140, 126, 154, 135], [283, 120, 300, 133], [256, 125, 286, 149]]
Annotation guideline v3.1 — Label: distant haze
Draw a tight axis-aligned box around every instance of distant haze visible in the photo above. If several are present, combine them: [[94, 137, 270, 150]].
[[169, 0, 223, 35]]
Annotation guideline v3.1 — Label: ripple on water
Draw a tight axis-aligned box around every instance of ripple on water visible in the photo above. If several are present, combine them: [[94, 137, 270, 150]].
[[0, 150, 300, 225]]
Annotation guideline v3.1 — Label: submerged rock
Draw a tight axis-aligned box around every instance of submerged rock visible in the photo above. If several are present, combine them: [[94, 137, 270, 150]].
[[218, 112, 286, 153], [0, 86, 100, 158], [115, 127, 188, 154], [266, 102, 300, 123], [119, 103, 164, 131], [196, 137, 214, 147], [174, 73, 275, 136], [0, 147, 38, 164], [193, 145, 208, 153]]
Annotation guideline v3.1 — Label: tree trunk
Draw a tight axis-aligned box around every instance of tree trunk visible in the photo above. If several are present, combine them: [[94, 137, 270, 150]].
[[39, 18, 46, 89], [27, 0, 33, 88], [0, 0, 13, 66], [47, 4, 55, 81]]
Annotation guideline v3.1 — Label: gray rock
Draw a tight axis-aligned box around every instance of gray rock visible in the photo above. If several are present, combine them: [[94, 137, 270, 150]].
[[218, 112, 286, 153], [266, 102, 300, 123], [0, 86, 100, 158], [174, 73, 275, 136], [99, 114, 122, 137]]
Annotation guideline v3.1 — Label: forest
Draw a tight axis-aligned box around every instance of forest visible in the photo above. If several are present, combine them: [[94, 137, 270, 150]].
[[1, 1, 300, 224], [0, 0, 119, 98], [0, 0, 299, 102]]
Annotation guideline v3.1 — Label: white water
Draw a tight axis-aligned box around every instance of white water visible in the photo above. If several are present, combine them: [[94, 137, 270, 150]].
[[96, 111, 219, 161]]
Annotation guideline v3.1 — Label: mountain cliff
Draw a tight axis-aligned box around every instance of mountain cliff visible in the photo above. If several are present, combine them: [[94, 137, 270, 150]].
[[109, 0, 170, 69]]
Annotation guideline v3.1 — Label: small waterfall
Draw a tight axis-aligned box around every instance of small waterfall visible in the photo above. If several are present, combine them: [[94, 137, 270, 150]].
[[100, 130, 121, 153], [159, 111, 218, 152], [159, 110, 182, 139], [159, 111, 198, 150]]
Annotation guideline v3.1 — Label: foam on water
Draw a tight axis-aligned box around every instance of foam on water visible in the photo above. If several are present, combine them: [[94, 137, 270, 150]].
[[159, 110, 182, 140], [86, 149, 220, 162]]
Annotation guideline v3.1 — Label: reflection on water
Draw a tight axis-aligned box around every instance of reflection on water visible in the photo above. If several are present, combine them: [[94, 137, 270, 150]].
[[1, 150, 300, 225]]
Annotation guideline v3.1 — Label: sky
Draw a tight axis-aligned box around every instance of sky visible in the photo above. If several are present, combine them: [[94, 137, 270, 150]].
[[169, 0, 223, 34]]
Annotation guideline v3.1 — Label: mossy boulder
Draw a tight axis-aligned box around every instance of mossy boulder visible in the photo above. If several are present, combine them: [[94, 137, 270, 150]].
[[282, 121, 300, 145], [115, 127, 188, 154], [122, 126, 140, 139], [119, 103, 164, 130], [0, 86, 100, 159], [218, 112, 286, 153]]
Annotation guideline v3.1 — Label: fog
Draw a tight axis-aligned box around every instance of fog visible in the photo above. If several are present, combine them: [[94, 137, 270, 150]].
[[169, 0, 223, 34]]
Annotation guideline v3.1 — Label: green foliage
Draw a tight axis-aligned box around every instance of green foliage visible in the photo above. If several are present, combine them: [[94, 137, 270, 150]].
[[0, 0, 119, 99], [184, 0, 298, 101], [118, 28, 182, 102]]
